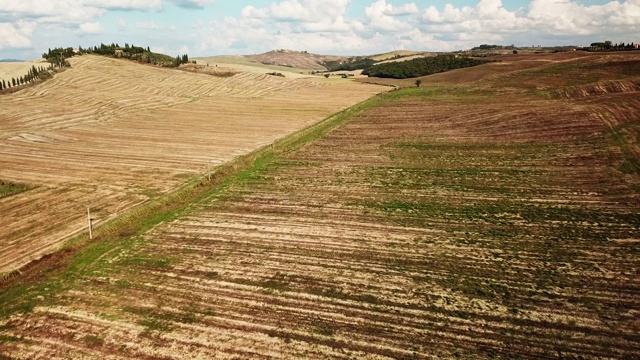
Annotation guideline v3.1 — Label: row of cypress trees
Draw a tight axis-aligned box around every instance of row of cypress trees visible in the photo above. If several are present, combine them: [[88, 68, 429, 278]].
[[0, 63, 61, 92]]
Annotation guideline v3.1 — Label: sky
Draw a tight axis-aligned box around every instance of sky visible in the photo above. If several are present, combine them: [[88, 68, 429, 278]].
[[0, 0, 639, 60]]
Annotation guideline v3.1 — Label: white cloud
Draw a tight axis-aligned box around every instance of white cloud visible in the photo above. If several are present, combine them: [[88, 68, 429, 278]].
[[365, 0, 413, 31], [3, 1, 640, 59], [83, 0, 162, 11], [0, 20, 36, 50], [79, 21, 103, 34], [384, 2, 419, 16], [527, 0, 640, 35], [243, 0, 350, 22], [0, 0, 104, 24]]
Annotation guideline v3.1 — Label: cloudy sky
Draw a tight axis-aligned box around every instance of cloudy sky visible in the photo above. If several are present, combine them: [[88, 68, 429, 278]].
[[1, 0, 639, 60]]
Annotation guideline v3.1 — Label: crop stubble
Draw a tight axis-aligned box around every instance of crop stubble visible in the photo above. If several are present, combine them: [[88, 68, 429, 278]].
[[0, 55, 384, 274], [1, 53, 639, 359]]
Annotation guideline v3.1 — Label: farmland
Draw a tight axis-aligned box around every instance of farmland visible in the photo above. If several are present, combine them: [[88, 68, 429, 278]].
[[0, 54, 385, 275], [0, 60, 49, 87], [1, 51, 639, 359]]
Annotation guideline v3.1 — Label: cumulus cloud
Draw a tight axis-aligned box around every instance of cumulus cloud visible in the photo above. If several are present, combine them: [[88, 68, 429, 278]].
[[418, 0, 640, 42], [0, 20, 36, 50], [528, 0, 640, 35], [79, 21, 103, 34], [383, 2, 419, 16], [243, 0, 350, 22], [0, 0, 104, 24], [420, 0, 526, 37], [196, 0, 640, 57], [3, 1, 640, 58], [365, 0, 415, 31], [83, 0, 162, 11]]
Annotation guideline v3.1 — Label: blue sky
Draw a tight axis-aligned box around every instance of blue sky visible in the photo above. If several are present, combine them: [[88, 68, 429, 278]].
[[1, 0, 638, 60]]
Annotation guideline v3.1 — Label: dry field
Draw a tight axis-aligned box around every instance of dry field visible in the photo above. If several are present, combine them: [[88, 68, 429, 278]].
[[0, 55, 385, 274], [1, 52, 639, 359], [0, 60, 48, 85]]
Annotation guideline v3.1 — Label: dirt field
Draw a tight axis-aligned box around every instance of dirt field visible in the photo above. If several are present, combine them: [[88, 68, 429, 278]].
[[0, 55, 385, 275], [1, 52, 639, 359]]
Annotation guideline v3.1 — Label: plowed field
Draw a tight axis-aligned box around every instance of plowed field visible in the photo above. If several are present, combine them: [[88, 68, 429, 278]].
[[0, 55, 385, 274], [1, 52, 639, 359]]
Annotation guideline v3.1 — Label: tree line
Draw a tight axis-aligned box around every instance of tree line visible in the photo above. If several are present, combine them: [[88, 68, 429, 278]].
[[2, 43, 191, 94], [42, 43, 190, 68], [589, 40, 638, 51], [361, 54, 488, 79], [0, 61, 66, 93], [324, 57, 376, 72], [68, 43, 190, 68]]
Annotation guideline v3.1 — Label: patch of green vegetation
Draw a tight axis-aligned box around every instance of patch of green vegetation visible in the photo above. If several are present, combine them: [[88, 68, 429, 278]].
[[0, 180, 30, 199], [313, 324, 336, 337], [116, 255, 174, 270], [362, 54, 489, 79], [123, 306, 174, 332], [139, 318, 173, 332], [605, 123, 640, 175], [0, 333, 22, 343], [83, 334, 104, 347], [366, 199, 639, 229]]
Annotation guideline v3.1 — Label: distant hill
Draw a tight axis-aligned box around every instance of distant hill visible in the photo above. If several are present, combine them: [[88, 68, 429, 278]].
[[248, 49, 348, 71], [198, 50, 438, 72], [0, 59, 24, 63], [370, 50, 424, 61]]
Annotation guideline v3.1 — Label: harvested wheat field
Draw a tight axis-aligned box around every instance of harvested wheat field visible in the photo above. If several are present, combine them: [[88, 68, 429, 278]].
[[0, 55, 385, 274], [0, 60, 49, 86], [1, 52, 639, 359]]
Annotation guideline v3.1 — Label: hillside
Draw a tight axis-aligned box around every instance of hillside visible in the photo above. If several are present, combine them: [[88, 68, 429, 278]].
[[0, 59, 49, 85], [0, 54, 385, 275], [248, 49, 347, 71], [0, 51, 638, 359]]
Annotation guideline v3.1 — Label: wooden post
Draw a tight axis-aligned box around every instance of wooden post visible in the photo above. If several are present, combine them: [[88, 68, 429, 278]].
[[87, 206, 93, 240]]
